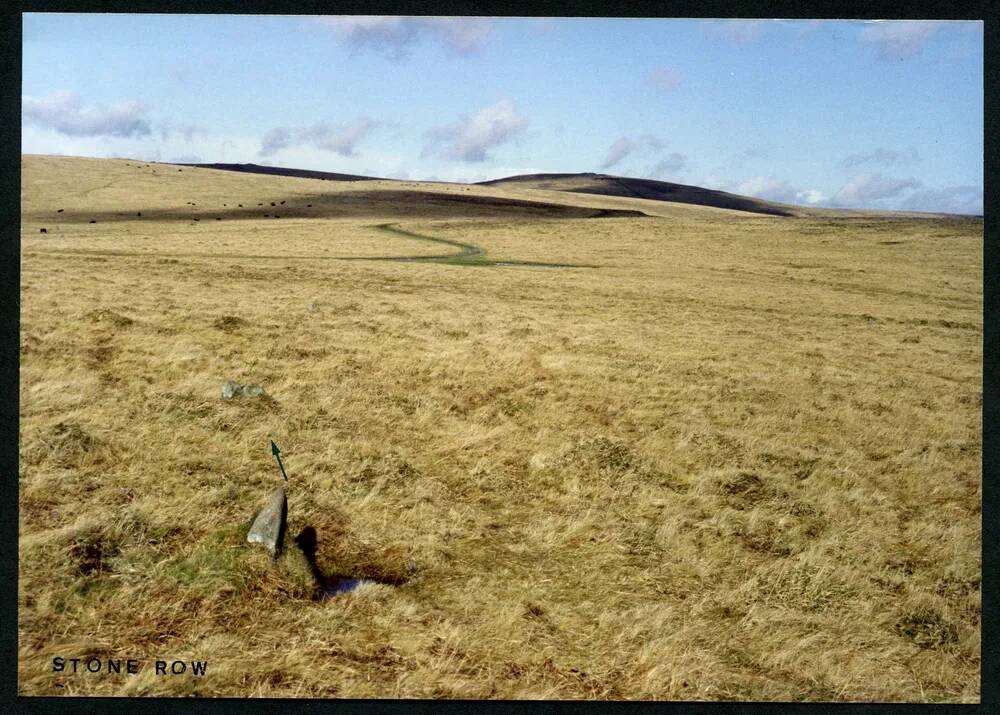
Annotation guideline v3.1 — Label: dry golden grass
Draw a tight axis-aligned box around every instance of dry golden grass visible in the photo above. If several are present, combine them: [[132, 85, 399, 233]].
[[19, 155, 981, 700]]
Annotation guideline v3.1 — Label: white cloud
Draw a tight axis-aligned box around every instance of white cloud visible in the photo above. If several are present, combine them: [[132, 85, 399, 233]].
[[299, 119, 379, 156], [726, 175, 827, 206], [648, 66, 683, 93], [600, 137, 637, 170], [159, 122, 210, 143], [860, 21, 942, 61], [733, 175, 798, 203], [312, 16, 492, 59], [599, 134, 665, 171], [649, 152, 688, 178], [900, 185, 982, 215], [20, 121, 261, 166], [794, 189, 828, 205], [422, 99, 528, 163], [831, 173, 923, 206], [260, 127, 293, 157], [258, 119, 378, 158], [701, 20, 769, 45], [840, 147, 920, 168], [23, 90, 151, 138]]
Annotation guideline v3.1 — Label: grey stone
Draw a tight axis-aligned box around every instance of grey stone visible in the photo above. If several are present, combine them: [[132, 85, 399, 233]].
[[247, 486, 287, 555], [221, 380, 240, 399], [241, 384, 266, 398], [222, 380, 268, 400], [307, 303, 319, 313]]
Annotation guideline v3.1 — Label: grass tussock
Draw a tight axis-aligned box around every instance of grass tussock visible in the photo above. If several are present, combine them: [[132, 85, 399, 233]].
[[18, 155, 981, 700]]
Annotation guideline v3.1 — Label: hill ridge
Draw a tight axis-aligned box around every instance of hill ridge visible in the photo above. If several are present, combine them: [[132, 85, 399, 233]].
[[175, 162, 795, 216], [479, 172, 796, 217]]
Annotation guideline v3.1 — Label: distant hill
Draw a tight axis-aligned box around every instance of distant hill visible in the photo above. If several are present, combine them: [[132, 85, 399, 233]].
[[176, 165, 795, 216], [178, 162, 381, 182], [478, 173, 797, 217], [162, 164, 965, 219]]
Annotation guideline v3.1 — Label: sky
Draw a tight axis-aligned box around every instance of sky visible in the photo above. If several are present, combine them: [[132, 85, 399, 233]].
[[21, 14, 984, 214]]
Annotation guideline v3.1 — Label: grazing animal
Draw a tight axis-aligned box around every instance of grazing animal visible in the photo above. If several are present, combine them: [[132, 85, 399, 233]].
[[238, 204, 243, 207], [270, 202, 275, 206], [178, 168, 182, 172], [39, 228, 47, 234], [193, 218, 200, 222], [137, 212, 141, 217], [56, 209, 64, 213], [216, 217, 221, 220], [306, 204, 312, 207], [89, 220, 96, 224], [280, 201, 285, 205], [258, 203, 263, 206]]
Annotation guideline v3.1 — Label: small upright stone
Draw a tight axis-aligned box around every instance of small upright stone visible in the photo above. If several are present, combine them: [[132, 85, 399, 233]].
[[221, 380, 268, 400], [241, 384, 266, 398], [221, 380, 241, 400], [247, 486, 287, 556]]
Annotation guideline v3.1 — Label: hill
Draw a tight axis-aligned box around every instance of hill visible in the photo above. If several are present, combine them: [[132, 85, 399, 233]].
[[174, 163, 798, 217], [20, 156, 649, 224], [179, 162, 380, 183], [478, 173, 799, 217]]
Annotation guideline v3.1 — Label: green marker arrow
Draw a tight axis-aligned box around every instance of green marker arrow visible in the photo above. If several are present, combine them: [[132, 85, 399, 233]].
[[270, 440, 288, 481]]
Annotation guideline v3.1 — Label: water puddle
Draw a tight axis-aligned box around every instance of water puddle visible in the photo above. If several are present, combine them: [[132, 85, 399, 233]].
[[318, 576, 376, 598]]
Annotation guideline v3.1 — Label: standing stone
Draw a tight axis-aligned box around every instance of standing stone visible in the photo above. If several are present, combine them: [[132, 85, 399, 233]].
[[247, 487, 287, 556], [221, 380, 241, 400], [241, 384, 266, 398], [222, 380, 267, 400]]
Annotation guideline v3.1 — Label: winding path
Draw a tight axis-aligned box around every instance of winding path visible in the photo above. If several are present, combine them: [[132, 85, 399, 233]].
[[363, 223, 591, 268], [27, 222, 595, 269]]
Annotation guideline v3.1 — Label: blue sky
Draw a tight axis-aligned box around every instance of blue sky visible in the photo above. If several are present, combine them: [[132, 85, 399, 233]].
[[22, 15, 983, 214]]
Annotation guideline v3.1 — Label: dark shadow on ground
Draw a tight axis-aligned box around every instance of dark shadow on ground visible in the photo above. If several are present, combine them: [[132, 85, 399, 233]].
[[293, 526, 408, 600], [24, 190, 649, 225]]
